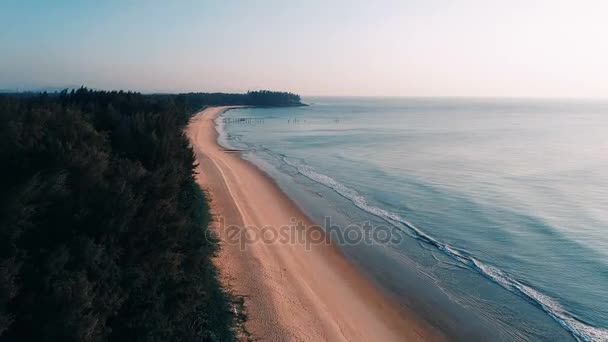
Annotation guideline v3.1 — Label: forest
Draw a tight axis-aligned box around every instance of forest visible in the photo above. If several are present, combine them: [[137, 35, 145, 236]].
[[179, 90, 303, 108], [0, 88, 301, 341]]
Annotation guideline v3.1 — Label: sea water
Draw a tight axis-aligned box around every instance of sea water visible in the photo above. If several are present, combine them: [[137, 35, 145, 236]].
[[219, 97, 608, 341]]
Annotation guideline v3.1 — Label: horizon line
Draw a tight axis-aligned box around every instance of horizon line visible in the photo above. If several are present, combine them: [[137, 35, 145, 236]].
[[2, 86, 608, 101]]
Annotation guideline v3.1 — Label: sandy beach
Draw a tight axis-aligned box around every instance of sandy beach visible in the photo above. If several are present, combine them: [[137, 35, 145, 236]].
[[185, 106, 444, 341]]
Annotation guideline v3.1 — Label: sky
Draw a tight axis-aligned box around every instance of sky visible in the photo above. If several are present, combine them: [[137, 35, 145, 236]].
[[1, 0, 607, 97]]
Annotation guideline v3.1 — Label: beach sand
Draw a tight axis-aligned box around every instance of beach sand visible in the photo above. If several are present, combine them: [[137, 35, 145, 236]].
[[185, 106, 445, 341]]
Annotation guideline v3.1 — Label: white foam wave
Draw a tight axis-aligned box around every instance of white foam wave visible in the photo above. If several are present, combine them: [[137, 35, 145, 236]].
[[283, 158, 608, 342], [472, 260, 608, 342], [214, 115, 232, 149]]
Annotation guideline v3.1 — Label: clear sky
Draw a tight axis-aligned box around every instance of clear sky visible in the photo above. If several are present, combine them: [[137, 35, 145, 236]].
[[1, 0, 607, 97]]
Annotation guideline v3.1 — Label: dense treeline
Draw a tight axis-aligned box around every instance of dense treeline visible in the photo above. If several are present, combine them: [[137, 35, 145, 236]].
[[0, 87, 300, 341], [179, 90, 303, 109], [3, 89, 303, 113]]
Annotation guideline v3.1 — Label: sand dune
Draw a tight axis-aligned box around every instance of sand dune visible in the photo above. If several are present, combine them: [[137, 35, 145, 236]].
[[185, 106, 444, 341]]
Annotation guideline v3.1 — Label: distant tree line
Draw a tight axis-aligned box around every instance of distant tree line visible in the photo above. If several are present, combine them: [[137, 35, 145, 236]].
[[178, 90, 303, 109], [0, 87, 299, 341]]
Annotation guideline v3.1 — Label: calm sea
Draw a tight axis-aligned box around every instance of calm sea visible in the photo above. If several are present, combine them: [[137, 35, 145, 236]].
[[219, 97, 608, 341]]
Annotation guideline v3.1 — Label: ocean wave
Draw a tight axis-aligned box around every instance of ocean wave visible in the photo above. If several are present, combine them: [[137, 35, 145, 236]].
[[281, 157, 608, 342], [214, 115, 231, 149]]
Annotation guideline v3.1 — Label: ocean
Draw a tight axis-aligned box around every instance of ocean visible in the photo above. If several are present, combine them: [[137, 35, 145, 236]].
[[218, 97, 608, 341]]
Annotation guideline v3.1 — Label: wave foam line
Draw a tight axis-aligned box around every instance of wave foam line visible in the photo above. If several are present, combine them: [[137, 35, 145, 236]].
[[214, 114, 231, 149], [282, 157, 608, 342]]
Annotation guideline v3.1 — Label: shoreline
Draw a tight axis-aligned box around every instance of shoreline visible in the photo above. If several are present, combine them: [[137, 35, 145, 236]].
[[185, 106, 445, 341]]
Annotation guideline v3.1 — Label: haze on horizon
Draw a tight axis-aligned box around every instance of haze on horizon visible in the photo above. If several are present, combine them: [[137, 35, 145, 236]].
[[1, 0, 607, 98]]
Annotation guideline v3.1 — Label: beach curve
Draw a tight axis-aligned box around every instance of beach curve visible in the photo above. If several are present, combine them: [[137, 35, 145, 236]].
[[185, 106, 445, 341]]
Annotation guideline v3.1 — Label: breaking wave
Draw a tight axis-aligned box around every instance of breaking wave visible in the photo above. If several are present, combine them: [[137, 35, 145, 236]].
[[282, 157, 608, 342]]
